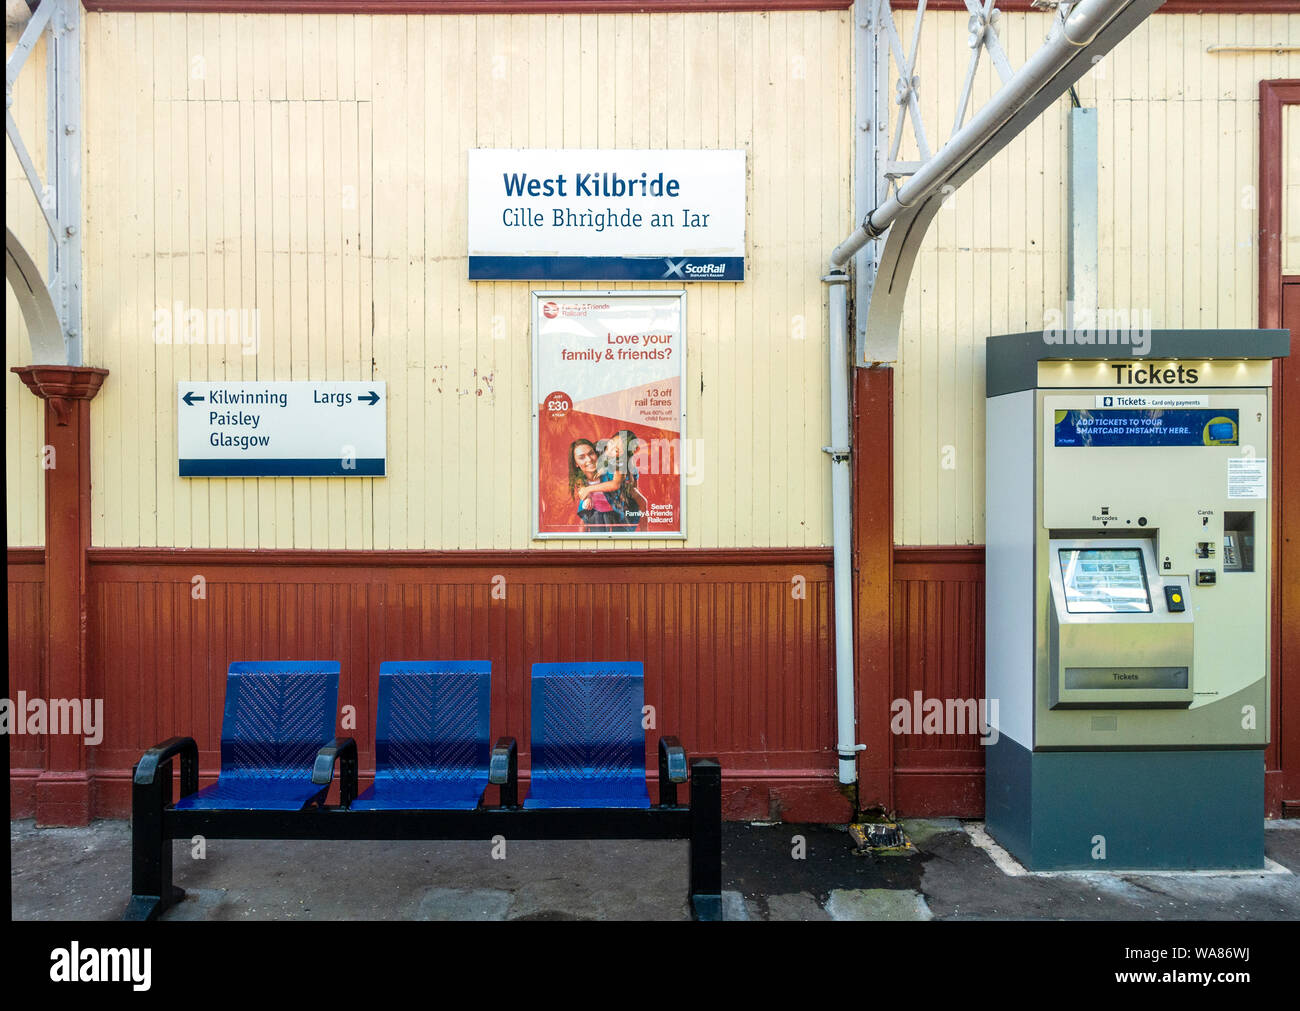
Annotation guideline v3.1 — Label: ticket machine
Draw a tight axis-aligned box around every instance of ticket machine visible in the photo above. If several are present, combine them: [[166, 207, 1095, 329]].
[[984, 330, 1289, 870]]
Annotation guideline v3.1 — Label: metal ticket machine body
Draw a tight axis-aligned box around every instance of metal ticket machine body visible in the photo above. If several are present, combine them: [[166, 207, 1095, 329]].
[[984, 330, 1289, 869]]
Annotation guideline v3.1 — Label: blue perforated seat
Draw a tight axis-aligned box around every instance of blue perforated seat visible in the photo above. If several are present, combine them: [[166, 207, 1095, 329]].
[[174, 661, 340, 811], [351, 661, 492, 811], [524, 662, 651, 809]]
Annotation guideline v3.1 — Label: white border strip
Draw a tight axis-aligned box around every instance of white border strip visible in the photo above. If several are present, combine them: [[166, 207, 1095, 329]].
[[963, 822, 1291, 878]]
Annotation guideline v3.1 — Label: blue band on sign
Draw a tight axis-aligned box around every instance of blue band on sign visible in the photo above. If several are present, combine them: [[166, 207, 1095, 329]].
[[469, 255, 744, 282], [180, 459, 386, 477]]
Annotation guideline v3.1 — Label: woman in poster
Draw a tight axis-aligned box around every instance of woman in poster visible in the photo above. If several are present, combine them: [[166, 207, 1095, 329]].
[[567, 438, 627, 530], [571, 430, 648, 533]]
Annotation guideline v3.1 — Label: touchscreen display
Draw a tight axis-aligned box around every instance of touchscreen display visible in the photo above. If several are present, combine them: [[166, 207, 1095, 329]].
[[1058, 548, 1153, 613]]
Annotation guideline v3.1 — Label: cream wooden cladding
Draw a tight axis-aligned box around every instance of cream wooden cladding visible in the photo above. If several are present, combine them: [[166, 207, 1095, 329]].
[[893, 10, 1300, 546], [7, 9, 1297, 552], [72, 10, 851, 550], [1285, 103, 1299, 276], [5, 35, 49, 548]]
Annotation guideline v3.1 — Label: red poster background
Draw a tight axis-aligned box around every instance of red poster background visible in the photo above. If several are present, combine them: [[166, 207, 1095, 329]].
[[538, 405, 680, 535]]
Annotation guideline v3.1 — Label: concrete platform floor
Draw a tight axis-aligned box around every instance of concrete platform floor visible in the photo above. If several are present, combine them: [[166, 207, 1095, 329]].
[[11, 818, 1300, 921]]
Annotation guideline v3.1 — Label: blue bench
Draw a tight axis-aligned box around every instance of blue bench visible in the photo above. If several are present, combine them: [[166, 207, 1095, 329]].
[[350, 661, 494, 811], [527, 661, 655, 809], [126, 659, 722, 921], [172, 661, 348, 812]]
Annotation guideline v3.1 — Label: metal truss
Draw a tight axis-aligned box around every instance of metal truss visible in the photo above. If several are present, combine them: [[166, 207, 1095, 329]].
[[847, 0, 1161, 363], [881, 0, 1019, 192], [6, 0, 81, 365]]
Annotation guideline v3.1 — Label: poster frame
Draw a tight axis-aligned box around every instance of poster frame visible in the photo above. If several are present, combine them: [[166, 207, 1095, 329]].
[[531, 289, 688, 541]]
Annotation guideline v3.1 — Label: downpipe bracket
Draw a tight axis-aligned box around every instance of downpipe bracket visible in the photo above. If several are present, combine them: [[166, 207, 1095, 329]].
[[822, 445, 851, 463]]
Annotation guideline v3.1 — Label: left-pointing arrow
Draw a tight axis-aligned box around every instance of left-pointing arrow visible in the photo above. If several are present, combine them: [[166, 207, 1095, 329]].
[[182, 392, 205, 406]]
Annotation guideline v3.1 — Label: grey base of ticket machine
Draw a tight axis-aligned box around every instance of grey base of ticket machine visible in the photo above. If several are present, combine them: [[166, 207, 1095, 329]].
[[983, 329, 1289, 870]]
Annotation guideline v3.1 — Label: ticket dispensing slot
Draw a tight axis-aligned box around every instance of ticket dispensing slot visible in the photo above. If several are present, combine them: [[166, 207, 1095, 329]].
[[1223, 512, 1255, 572], [1047, 537, 1194, 709]]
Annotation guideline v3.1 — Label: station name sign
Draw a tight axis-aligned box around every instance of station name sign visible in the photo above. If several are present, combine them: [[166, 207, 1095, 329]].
[[178, 381, 386, 477], [468, 149, 745, 282]]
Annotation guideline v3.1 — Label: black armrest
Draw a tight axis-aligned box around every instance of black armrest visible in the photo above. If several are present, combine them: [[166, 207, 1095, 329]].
[[658, 736, 689, 806], [312, 737, 358, 808], [133, 737, 200, 797], [489, 736, 519, 808]]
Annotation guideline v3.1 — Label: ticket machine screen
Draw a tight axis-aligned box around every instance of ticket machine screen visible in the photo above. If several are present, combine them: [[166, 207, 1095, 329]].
[[1058, 548, 1153, 613]]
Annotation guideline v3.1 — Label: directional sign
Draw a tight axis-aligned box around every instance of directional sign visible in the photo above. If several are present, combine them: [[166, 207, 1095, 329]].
[[178, 381, 386, 477]]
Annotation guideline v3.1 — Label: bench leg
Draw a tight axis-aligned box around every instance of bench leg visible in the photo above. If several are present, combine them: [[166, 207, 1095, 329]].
[[688, 757, 723, 921], [125, 760, 185, 921]]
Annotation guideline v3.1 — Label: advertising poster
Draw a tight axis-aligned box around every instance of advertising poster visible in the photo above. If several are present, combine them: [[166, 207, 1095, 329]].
[[1053, 409, 1240, 448], [534, 292, 686, 538]]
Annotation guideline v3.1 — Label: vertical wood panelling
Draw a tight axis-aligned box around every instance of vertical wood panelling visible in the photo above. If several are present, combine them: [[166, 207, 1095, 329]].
[[1285, 104, 1299, 274], [894, 12, 1300, 546], [7, 557, 47, 781], [83, 551, 845, 819], [853, 366, 895, 808], [1261, 80, 1300, 816], [893, 10, 1068, 547], [891, 547, 985, 815], [5, 37, 50, 547], [76, 9, 852, 550]]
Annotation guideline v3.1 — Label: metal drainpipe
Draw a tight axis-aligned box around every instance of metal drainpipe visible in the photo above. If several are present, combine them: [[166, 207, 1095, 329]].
[[823, 269, 861, 785]]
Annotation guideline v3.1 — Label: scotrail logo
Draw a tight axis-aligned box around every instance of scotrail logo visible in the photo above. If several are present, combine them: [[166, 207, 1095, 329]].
[[50, 943, 151, 991], [661, 258, 728, 279]]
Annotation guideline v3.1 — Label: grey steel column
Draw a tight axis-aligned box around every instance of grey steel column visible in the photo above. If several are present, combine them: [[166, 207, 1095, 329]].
[[1067, 105, 1099, 329]]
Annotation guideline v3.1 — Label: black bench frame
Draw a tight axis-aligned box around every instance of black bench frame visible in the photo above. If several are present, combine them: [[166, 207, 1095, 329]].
[[126, 735, 723, 921]]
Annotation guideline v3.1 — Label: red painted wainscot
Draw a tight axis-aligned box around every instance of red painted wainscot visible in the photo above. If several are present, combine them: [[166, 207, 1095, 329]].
[[8, 548, 47, 815], [891, 547, 986, 818], [9, 543, 1000, 822], [75, 547, 858, 822]]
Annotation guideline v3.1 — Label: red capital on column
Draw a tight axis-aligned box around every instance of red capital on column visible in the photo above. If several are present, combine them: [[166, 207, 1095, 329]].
[[12, 365, 108, 826]]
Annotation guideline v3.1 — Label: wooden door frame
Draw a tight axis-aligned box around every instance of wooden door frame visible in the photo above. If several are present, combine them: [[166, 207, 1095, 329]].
[[1260, 79, 1299, 816]]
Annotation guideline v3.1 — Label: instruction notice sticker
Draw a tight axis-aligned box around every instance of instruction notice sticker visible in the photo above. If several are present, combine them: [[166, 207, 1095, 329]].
[[1053, 409, 1239, 447], [1227, 458, 1267, 499]]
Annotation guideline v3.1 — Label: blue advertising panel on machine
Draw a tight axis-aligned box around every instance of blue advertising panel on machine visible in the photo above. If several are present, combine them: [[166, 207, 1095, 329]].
[[1053, 409, 1240, 447]]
